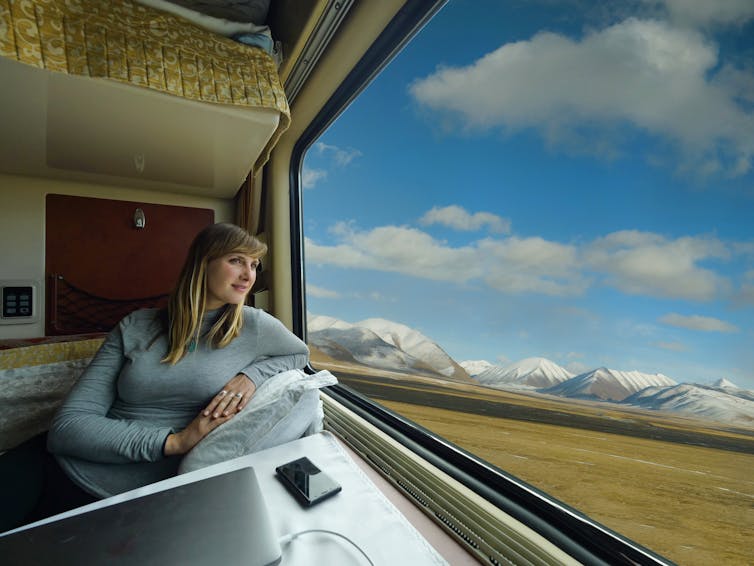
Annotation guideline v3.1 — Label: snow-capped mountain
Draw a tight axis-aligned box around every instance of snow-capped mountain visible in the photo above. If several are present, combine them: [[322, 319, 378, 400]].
[[712, 378, 738, 389], [308, 316, 420, 373], [307, 314, 471, 381], [473, 357, 574, 389], [460, 360, 495, 377], [543, 367, 676, 402], [624, 383, 754, 426], [357, 318, 469, 380], [308, 314, 353, 332]]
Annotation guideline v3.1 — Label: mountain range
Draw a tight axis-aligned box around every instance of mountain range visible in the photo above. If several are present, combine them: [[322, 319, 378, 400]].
[[542, 367, 676, 402], [308, 314, 753, 427], [463, 358, 753, 426]]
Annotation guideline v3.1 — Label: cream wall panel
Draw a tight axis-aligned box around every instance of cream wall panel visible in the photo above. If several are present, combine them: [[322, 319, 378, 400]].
[[266, 0, 406, 329], [0, 174, 234, 339]]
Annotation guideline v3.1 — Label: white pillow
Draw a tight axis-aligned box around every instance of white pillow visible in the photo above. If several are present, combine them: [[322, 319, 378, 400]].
[[178, 369, 337, 473]]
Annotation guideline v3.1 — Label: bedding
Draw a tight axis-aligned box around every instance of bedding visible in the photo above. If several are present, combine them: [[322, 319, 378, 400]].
[[134, 1, 279, 60], [179, 369, 338, 473], [0, 336, 104, 452], [163, 0, 270, 24], [0, 0, 289, 173], [0, 339, 334, 462]]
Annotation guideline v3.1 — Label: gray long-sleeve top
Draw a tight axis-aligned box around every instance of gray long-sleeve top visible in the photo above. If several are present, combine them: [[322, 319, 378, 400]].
[[47, 306, 309, 498]]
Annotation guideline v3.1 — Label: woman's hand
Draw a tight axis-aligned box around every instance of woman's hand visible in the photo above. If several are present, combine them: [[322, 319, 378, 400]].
[[164, 373, 257, 456], [163, 410, 234, 456], [202, 373, 257, 420]]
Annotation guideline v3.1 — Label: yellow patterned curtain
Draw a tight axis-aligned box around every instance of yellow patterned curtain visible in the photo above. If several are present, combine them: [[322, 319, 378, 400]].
[[0, 0, 290, 172]]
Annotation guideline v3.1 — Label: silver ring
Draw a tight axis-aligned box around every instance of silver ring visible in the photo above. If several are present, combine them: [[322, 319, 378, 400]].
[[219, 390, 228, 397], [234, 392, 243, 398]]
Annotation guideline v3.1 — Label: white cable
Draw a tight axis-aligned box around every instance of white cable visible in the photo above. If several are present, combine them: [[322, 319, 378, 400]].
[[279, 529, 375, 566]]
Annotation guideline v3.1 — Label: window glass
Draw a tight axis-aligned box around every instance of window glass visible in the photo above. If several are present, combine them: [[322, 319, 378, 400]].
[[302, 2, 754, 564]]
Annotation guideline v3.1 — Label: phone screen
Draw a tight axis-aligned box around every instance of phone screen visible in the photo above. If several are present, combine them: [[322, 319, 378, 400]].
[[275, 457, 342, 506]]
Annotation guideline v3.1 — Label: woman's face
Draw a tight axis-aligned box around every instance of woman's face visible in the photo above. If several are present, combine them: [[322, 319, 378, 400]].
[[204, 253, 259, 310]]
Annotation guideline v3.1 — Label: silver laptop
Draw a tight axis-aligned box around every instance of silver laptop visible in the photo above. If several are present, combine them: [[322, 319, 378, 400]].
[[0, 467, 282, 566]]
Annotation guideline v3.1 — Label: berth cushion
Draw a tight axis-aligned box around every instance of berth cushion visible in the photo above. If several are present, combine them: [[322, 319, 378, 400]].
[[0, 336, 104, 452]]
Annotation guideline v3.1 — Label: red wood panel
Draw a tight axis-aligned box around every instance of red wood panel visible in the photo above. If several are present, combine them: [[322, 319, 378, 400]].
[[45, 194, 213, 332]]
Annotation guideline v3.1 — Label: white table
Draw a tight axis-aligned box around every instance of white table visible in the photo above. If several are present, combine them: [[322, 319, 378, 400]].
[[7, 432, 448, 566]]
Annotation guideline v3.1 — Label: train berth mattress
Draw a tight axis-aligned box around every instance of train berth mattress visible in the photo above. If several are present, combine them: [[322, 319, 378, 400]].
[[0, 0, 290, 194]]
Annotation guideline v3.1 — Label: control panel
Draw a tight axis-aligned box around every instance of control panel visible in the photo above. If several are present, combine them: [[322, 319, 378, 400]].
[[0, 281, 39, 325]]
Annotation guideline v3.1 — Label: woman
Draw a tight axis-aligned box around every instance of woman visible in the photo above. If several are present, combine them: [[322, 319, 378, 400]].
[[7, 223, 309, 527]]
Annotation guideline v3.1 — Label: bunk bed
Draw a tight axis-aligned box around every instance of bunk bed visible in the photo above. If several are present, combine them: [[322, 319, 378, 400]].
[[0, 0, 290, 195]]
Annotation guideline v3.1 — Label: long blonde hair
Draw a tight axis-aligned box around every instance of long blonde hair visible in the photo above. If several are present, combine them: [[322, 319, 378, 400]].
[[162, 223, 267, 364]]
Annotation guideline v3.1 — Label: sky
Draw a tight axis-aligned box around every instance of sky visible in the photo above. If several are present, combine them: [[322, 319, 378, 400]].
[[301, 0, 754, 389]]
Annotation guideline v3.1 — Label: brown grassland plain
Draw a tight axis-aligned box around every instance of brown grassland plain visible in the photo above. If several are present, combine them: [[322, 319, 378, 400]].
[[315, 357, 754, 566]]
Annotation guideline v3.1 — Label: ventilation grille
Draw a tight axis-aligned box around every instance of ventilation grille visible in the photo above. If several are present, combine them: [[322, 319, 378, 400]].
[[322, 395, 580, 566]]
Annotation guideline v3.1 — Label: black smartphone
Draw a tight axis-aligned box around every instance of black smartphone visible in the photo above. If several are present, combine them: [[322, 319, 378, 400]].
[[275, 456, 342, 507]]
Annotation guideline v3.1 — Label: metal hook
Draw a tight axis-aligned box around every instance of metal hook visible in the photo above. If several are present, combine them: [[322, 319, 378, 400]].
[[134, 208, 146, 229]]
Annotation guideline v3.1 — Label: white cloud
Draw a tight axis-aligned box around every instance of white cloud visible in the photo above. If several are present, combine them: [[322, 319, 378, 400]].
[[716, 65, 754, 106], [306, 222, 584, 296], [585, 230, 730, 300], [315, 142, 363, 166], [305, 237, 372, 270], [409, 18, 754, 177], [659, 312, 739, 332], [304, 143, 362, 190], [306, 215, 742, 302], [420, 205, 511, 233], [307, 284, 340, 299], [302, 167, 327, 189], [646, 0, 754, 27], [478, 237, 587, 295], [309, 224, 483, 282]]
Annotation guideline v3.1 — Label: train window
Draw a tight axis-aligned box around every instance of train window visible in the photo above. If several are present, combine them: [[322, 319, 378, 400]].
[[301, 1, 754, 564]]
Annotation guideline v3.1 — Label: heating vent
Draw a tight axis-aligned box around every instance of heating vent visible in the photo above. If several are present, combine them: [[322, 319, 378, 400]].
[[322, 395, 580, 566]]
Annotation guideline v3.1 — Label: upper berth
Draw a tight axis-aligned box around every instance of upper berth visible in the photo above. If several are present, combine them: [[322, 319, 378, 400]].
[[0, 0, 289, 197]]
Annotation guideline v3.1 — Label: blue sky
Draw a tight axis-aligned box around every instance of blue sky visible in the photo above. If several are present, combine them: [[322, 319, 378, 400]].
[[301, 0, 754, 389]]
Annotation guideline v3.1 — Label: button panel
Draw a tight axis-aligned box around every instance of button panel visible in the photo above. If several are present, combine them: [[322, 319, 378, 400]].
[[3, 286, 33, 318]]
